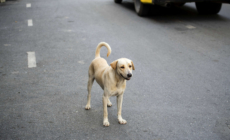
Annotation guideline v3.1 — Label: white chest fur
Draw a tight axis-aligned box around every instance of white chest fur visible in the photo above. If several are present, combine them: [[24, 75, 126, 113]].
[[109, 88, 125, 96], [108, 82, 126, 97]]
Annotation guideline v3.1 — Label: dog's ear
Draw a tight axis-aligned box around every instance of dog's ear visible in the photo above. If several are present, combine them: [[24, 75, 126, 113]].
[[131, 61, 135, 70], [110, 60, 118, 70]]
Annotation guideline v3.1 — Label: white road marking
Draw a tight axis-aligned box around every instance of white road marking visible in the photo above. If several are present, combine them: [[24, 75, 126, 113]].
[[186, 25, 196, 29], [78, 60, 84, 64], [63, 30, 73, 32], [27, 52, 36, 68], [4, 44, 11, 46], [12, 71, 19, 74], [26, 3, 31, 8], [28, 19, 33, 26]]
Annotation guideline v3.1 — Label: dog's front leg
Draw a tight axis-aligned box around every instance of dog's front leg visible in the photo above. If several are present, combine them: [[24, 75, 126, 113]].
[[103, 94, 110, 126], [117, 94, 127, 124]]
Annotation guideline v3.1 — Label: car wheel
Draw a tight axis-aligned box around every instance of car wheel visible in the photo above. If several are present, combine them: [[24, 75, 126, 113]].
[[114, 0, 122, 4], [195, 2, 222, 14], [134, 0, 150, 17]]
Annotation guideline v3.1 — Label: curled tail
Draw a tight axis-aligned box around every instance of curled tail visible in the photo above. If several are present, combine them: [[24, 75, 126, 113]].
[[95, 42, 111, 58]]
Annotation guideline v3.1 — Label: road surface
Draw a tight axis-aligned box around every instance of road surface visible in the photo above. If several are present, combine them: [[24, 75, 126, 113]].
[[0, 0, 230, 139]]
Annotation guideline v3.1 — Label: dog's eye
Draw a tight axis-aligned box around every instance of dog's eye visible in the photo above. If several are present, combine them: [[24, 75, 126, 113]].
[[129, 65, 132, 68], [121, 66, 124, 69]]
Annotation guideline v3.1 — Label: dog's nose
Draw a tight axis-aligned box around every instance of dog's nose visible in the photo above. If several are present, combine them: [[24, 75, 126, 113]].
[[127, 73, 132, 78]]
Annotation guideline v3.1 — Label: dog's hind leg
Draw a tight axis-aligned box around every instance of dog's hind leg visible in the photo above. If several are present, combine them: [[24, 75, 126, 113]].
[[85, 69, 94, 110], [103, 94, 110, 126]]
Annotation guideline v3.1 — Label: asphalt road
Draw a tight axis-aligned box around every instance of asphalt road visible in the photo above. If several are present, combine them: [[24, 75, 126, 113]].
[[0, 0, 230, 139]]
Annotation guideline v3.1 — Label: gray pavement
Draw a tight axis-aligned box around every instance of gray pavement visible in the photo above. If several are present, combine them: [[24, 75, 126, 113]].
[[0, 0, 230, 139]]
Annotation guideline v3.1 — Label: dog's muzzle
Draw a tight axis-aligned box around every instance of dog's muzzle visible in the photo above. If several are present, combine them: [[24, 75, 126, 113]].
[[120, 73, 132, 80]]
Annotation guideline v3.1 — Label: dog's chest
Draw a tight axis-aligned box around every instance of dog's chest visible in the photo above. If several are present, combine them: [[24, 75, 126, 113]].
[[109, 84, 125, 96]]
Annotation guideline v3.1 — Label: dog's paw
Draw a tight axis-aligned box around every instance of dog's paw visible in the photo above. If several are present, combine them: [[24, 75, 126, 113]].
[[107, 102, 112, 107], [103, 120, 110, 127], [118, 118, 127, 124], [85, 105, 91, 110]]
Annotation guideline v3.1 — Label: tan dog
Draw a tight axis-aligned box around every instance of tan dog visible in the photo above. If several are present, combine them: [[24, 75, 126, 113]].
[[85, 42, 135, 127]]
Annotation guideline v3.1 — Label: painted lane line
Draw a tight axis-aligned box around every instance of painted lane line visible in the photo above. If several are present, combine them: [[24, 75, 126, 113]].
[[186, 25, 196, 29], [28, 19, 33, 26], [26, 3, 31, 8], [78, 60, 85, 64], [27, 52, 36, 68], [4, 44, 11, 46]]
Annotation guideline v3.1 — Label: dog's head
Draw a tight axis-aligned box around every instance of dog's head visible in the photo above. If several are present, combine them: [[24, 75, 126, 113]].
[[110, 58, 135, 80]]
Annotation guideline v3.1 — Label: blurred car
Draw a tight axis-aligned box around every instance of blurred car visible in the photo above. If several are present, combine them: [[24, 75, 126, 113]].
[[114, 0, 230, 16]]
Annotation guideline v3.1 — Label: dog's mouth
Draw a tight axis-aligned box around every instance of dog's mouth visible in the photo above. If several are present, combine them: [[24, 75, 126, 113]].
[[120, 74, 131, 80]]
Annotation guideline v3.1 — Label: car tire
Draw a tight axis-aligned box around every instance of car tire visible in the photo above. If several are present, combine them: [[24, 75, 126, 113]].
[[195, 2, 222, 14], [134, 0, 150, 17], [114, 0, 122, 4]]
